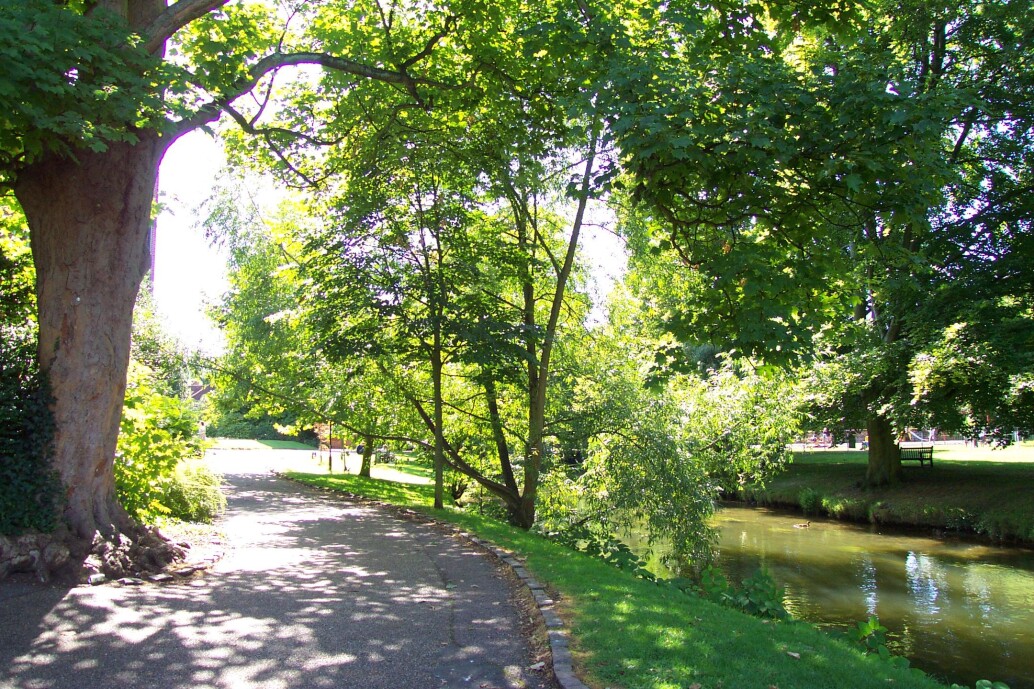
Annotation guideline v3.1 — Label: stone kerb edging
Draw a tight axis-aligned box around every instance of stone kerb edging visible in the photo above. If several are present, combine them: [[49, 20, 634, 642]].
[[461, 534, 591, 689], [282, 475, 590, 689]]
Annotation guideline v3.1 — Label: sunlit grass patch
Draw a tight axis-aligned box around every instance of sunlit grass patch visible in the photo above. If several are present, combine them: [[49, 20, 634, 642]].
[[210, 437, 316, 450], [287, 472, 436, 507], [932, 441, 1034, 464], [386, 459, 434, 480]]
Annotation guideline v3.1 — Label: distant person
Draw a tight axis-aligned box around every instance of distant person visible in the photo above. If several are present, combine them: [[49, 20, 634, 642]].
[[198, 420, 207, 440]]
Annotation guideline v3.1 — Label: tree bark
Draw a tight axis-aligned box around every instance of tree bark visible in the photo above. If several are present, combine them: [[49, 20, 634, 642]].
[[14, 137, 166, 544], [359, 435, 374, 477], [513, 121, 598, 530], [865, 414, 901, 486], [484, 376, 519, 494], [431, 338, 446, 510]]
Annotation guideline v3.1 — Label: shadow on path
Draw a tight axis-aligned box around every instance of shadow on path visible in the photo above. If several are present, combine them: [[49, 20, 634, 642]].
[[0, 460, 550, 689]]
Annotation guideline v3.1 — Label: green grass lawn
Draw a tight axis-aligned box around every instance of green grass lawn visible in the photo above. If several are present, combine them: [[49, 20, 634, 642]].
[[209, 437, 316, 450], [370, 452, 437, 482], [742, 442, 1034, 543], [793, 441, 1034, 465], [288, 470, 948, 689]]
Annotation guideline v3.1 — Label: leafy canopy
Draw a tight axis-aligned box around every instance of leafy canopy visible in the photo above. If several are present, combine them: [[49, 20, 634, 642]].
[[0, 1, 167, 176]]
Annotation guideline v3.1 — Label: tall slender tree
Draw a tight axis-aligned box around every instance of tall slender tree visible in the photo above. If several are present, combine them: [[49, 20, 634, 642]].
[[206, 188, 421, 472]]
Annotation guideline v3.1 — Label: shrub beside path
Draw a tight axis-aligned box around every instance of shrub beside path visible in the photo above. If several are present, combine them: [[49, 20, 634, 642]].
[[0, 451, 556, 689]]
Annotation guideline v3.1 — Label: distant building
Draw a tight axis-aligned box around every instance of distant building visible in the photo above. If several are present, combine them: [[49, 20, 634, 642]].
[[189, 383, 212, 401]]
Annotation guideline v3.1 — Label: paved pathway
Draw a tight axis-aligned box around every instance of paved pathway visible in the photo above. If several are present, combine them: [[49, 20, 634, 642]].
[[0, 451, 553, 689]]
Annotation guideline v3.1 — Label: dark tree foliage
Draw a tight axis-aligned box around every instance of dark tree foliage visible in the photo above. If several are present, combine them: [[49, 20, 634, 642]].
[[612, 0, 1034, 482], [0, 357, 60, 535], [0, 216, 60, 535]]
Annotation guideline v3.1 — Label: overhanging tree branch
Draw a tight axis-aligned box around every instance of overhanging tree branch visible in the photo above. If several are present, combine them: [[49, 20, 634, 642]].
[[221, 102, 333, 188], [142, 0, 230, 54], [171, 49, 457, 140], [399, 15, 457, 71]]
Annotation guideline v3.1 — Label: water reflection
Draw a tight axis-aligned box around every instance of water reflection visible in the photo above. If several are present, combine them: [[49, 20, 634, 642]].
[[710, 505, 1034, 689]]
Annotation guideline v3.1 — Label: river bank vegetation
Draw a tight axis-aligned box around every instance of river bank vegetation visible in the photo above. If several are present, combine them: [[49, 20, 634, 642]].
[[736, 446, 1034, 545], [287, 462, 979, 689]]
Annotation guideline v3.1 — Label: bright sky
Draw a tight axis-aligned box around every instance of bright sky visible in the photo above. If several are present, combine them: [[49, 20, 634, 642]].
[[153, 130, 229, 354], [151, 130, 627, 355]]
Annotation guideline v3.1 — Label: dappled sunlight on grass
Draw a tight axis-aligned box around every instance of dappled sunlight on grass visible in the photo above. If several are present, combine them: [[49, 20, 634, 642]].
[[287, 472, 436, 508], [210, 438, 316, 451], [547, 558, 936, 689]]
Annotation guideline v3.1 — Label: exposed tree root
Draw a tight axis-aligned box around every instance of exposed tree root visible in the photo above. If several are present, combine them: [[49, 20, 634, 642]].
[[0, 533, 71, 582], [83, 525, 187, 581], [0, 525, 187, 584]]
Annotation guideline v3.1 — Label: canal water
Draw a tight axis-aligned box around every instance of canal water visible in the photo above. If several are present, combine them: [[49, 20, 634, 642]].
[[633, 505, 1034, 688]]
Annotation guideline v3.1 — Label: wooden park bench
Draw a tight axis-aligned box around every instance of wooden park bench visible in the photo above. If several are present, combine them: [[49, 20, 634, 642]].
[[899, 444, 934, 467]]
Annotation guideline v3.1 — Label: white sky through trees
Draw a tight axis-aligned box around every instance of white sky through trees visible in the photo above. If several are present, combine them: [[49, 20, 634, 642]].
[[152, 132, 627, 354], [153, 130, 227, 354]]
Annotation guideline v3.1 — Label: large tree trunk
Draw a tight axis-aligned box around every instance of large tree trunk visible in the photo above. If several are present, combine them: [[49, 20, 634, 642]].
[[14, 137, 166, 544], [865, 414, 901, 486]]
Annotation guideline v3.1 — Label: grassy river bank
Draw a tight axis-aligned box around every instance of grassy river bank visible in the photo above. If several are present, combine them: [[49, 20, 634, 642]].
[[737, 442, 1034, 545], [277, 456, 971, 689]]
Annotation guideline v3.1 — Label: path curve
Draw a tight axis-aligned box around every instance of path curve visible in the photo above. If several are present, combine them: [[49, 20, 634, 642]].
[[0, 451, 555, 689]]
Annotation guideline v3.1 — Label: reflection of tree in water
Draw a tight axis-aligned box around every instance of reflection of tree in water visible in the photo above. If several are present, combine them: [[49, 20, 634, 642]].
[[858, 555, 878, 618], [905, 551, 943, 616], [701, 508, 1034, 689]]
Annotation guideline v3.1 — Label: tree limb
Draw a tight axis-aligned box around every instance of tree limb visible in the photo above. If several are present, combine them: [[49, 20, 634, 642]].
[[410, 390, 513, 495], [399, 15, 457, 71], [142, 0, 230, 54], [221, 102, 333, 188], [170, 50, 456, 140]]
